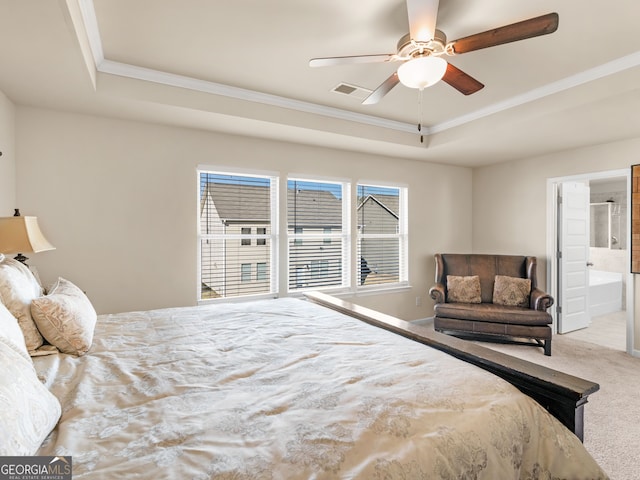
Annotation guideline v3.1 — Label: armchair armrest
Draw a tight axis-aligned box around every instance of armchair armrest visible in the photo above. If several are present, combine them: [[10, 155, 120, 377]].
[[531, 287, 554, 311], [429, 283, 446, 304]]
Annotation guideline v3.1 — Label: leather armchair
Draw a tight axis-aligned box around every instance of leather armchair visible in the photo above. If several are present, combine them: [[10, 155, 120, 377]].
[[429, 253, 554, 355]]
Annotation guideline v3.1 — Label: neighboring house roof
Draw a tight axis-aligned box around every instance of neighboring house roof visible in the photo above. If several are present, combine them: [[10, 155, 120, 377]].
[[202, 182, 399, 226], [202, 183, 270, 223], [287, 188, 342, 228], [357, 194, 399, 219]]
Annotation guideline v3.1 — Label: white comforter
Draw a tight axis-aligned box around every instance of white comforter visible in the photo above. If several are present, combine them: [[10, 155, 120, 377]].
[[35, 297, 607, 479]]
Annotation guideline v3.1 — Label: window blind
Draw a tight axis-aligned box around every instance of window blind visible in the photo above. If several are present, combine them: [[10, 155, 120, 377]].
[[287, 179, 346, 291], [357, 184, 407, 287], [199, 172, 276, 299]]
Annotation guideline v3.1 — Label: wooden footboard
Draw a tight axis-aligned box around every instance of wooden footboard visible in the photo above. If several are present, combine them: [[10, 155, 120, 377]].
[[305, 292, 599, 442]]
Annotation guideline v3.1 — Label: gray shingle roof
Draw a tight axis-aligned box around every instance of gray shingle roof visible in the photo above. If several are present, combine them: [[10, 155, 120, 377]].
[[358, 194, 399, 219], [287, 188, 342, 227], [202, 183, 270, 223], [202, 182, 398, 225]]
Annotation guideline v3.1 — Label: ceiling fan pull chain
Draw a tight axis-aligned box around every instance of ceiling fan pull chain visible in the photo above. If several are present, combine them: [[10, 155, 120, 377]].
[[418, 89, 424, 143]]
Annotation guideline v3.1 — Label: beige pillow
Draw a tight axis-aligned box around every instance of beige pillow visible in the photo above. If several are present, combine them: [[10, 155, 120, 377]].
[[31, 278, 97, 356], [0, 337, 61, 455], [493, 275, 531, 307], [446, 275, 482, 304], [0, 301, 30, 362], [0, 258, 44, 352]]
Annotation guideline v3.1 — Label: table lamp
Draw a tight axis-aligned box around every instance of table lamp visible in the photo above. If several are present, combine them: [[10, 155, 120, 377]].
[[0, 209, 55, 265]]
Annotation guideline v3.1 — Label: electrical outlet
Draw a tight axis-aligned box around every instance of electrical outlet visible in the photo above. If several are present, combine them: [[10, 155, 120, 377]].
[[415, 296, 422, 307]]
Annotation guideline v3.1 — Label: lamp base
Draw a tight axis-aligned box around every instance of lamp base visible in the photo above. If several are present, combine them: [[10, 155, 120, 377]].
[[14, 253, 29, 265]]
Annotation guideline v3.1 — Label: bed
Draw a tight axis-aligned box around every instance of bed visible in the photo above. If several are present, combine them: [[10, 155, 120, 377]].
[[0, 259, 608, 479]]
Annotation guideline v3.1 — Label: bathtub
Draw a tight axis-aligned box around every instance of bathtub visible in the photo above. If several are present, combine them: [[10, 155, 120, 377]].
[[589, 269, 623, 317]]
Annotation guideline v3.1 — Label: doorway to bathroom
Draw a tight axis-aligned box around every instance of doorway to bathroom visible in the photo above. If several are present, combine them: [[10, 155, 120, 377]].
[[547, 169, 632, 353]]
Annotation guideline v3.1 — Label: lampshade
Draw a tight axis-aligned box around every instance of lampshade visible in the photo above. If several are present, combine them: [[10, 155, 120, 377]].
[[0, 216, 55, 256], [397, 56, 448, 90]]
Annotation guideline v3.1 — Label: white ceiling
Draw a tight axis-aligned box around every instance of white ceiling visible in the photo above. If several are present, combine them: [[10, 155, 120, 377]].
[[1, 0, 640, 167]]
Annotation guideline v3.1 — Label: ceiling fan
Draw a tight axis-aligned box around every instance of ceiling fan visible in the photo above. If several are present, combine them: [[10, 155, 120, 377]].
[[309, 0, 559, 105]]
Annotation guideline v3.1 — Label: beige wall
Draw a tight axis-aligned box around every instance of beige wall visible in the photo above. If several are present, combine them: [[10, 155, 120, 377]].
[[0, 91, 15, 215], [11, 102, 640, 349], [472, 138, 640, 350], [15, 106, 473, 317]]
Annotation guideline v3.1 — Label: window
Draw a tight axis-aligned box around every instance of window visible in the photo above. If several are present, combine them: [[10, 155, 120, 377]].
[[256, 262, 267, 281], [198, 168, 407, 300], [357, 184, 408, 287], [287, 178, 348, 291], [310, 260, 329, 279], [257, 227, 267, 246], [241, 263, 252, 282], [323, 227, 332, 244], [199, 170, 277, 299], [241, 227, 251, 246]]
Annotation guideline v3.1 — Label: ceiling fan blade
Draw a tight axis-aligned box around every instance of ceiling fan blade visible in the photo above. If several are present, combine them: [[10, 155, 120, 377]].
[[406, 0, 440, 42], [309, 54, 396, 68], [450, 12, 559, 54], [442, 63, 484, 95], [362, 73, 400, 105]]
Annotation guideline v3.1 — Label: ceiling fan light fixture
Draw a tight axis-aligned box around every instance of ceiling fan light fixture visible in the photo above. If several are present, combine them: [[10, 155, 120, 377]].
[[397, 55, 447, 90]]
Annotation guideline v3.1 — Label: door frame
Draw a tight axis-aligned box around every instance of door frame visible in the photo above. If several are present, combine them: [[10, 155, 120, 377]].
[[546, 168, 634, 354]]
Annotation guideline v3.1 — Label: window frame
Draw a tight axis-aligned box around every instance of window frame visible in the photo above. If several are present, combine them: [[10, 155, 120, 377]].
[[355, 182, 409, 292], [197, 167, 409, 302], [197, 166, 279, 303], [286, 176, 351, 294]]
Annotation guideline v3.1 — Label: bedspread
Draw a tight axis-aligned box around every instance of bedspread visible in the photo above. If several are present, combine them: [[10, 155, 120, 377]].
[[34, 297, 607, 479]]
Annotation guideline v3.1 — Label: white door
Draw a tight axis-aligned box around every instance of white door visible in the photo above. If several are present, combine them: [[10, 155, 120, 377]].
[[558, 181, 590, 333]]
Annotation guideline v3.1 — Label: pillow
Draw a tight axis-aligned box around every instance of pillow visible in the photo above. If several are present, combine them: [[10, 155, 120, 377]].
[[446, 275, 482, 304], [0, 337, 61, 455], [0, 301, 30, 362], [493, 275, 532, 307], [0, 258, 44, 352], [31, 277, 97, 356]]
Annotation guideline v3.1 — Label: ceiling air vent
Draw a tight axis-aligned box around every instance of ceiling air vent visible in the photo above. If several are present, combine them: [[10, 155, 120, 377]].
[[331, 83, 372, 101]]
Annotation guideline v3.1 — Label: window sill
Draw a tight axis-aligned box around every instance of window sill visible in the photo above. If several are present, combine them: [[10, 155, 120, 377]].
[[352, 284, 412, 297], [198, 283, 412, 305], [198, 293, 278, 306], [298, 283, 412, 299]]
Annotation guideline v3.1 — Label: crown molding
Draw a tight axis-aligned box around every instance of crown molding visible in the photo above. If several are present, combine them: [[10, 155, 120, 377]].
[[78, 0, 640, 140], [98, 59, 418, 134], [77, 0, 103, 65], [431, 51, 640, 134]]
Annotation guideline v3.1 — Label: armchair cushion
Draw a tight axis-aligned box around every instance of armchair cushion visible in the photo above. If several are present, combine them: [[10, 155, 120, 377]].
[[446, 275, 481, 304], [434, 302, 551, 325], [492, 275, 531, 307]]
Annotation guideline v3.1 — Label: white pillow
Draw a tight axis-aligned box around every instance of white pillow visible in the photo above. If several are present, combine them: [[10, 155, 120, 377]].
[[31, 277, 97, 356], [0, 301, 30, 361], [0, 258, 44, 352], [0, 337, 61, 455]]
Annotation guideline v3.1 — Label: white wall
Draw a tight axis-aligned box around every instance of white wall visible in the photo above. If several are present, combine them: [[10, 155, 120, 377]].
[[16, 106, 473, 317], [0, 90, 15, 215], [472, 138, 640, 349]]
